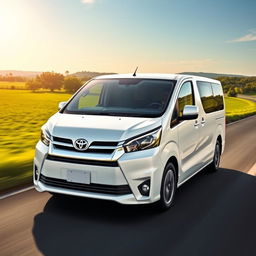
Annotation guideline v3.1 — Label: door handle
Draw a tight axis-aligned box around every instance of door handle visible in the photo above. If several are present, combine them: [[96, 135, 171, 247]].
[[201, 117, 206, 125], [194, 120, 199, 127]]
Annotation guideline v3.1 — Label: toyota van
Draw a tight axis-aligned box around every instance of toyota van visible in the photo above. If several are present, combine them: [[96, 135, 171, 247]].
[[34, 74, 225, 209]]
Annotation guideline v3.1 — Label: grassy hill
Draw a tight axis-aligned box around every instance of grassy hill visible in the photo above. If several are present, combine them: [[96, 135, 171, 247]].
[[71, 71, 116, 80], [178, 72, 246, 79]]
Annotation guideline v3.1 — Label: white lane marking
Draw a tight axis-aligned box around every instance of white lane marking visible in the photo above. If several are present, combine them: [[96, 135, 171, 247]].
[[0, 186, 34, 200], [248, 163, 256, 176]]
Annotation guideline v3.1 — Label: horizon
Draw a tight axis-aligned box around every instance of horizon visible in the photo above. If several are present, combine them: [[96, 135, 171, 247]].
[[0, 69, 252, 77], [0, 0, 255, 75]]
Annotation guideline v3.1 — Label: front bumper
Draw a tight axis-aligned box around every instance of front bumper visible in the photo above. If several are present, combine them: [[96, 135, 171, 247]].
[[34, 141, 164, 205]]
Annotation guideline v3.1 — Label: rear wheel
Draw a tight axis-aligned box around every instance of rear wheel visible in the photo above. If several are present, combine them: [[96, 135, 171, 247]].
[[209, 140, 221, 172], [157, 162, 177, 210], [49, 192, 63, 197]]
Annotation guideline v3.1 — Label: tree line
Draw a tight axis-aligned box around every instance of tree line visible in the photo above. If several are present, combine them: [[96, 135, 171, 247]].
[[26, 72, 87, 93], [1, 72, 256, 96], [0, 73, 26, 82], [217, 76, 256, 97]]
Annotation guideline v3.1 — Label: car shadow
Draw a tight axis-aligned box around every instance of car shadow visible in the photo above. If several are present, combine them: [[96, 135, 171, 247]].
[[32, 168, 256, 256]]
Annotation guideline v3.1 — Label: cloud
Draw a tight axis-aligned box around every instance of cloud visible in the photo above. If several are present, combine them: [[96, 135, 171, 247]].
[[81, 0, 95, 4], [228, 32, 256, 43]]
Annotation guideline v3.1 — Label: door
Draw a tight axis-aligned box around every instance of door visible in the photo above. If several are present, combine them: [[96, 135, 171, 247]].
[[195, 81, 224, 168], [171, 80, 199, 181], [195, 81, 216, 167]]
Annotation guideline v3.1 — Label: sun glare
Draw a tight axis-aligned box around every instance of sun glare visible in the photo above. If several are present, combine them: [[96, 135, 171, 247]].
[[0, 12, 17, 40]]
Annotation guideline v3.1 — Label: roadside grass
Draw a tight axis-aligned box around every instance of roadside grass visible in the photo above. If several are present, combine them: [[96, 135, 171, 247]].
[[0, 90, 255, 193], [0, 81, 27, 89]]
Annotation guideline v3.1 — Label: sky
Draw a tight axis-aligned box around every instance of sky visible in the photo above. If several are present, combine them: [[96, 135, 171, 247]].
[[0, 0, 255, 75]]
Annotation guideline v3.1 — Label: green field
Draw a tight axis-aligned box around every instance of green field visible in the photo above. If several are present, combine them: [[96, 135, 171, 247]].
[[0, 90, 71, 191], [0, 81, 27, 89], [225, 97, 256, 122], [0, 90, 255, 192]]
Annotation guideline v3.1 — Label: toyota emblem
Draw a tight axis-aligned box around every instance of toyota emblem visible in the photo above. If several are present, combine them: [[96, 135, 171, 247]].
[[73, 138, 89, 151]]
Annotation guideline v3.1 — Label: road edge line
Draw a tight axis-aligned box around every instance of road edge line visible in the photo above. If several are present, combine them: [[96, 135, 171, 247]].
[[0, 186, 34, 200], [226, 114, 256, 126], [248, 163, 256, 176]]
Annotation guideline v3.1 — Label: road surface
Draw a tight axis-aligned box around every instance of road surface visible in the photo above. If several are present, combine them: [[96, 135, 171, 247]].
[[237, 94, 256, 102], [1, 116, 256, 256]]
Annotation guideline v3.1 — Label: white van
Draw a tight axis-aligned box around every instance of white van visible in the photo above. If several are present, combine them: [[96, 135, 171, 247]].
[[34, 74, 225, 209]]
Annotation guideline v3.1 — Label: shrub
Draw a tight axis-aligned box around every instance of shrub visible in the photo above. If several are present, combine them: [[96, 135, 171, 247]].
[[227, 88, 237, 97], [38, 72, 64, 92], [26, 78, 41, 92], [63, 76, 83, 93]]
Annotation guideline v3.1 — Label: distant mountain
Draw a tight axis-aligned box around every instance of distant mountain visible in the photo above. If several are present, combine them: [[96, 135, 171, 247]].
[[0, 70, 42, 78], [178, 72, 247, 79], [71, 71, 116, 79], [73, 71, 248, 79]]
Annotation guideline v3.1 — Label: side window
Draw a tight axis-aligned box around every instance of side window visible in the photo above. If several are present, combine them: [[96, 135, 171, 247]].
[[197, 81, 215, 113], [197, 81, 224, 113], [171, 81, 194, 128], [211, 83, 224, 111]]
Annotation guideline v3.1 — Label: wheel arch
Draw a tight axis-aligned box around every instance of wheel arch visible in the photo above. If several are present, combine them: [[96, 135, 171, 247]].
[[165, 156, 179, 184]]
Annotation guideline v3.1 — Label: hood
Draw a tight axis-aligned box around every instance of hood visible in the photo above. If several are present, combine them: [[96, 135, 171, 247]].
[[47, 113, 162, 143]]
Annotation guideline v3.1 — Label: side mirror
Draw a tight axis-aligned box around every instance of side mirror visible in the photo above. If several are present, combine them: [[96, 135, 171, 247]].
[[180, 105, 198, 120], [58, 101, 67, 111]]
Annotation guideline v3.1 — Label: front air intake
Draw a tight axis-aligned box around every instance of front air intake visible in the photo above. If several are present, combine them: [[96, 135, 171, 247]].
[[39, 174, 132, 195]]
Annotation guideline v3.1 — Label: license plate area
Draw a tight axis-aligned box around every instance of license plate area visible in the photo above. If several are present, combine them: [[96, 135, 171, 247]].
[[66, 170, 90, 184]]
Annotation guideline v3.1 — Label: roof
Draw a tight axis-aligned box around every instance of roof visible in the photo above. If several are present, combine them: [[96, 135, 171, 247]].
[[94, 73, 220, 83]]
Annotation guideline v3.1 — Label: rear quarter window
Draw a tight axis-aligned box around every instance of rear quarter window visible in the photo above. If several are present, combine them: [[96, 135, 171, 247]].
[[197, 81, 224, 113], [211, 83, 224, 111]]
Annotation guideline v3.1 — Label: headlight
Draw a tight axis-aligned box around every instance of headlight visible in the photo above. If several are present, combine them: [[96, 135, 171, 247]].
[[123, 127, 162, 153], [40, 127, 51, 146]]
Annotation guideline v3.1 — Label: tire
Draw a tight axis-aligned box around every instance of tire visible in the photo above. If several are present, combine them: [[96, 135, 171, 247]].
[[49, 192, 63, 197], [157, 162, 177, 210], [208, 140, 221, 172]]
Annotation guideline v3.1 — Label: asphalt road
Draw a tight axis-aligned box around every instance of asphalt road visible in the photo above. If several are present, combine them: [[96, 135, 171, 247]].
[[1, 116, 256, 256], [237, 94, 256, 102]]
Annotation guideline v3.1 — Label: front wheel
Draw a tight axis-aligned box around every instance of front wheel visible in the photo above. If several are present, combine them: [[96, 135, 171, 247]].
[[157, 162, 177, 210]]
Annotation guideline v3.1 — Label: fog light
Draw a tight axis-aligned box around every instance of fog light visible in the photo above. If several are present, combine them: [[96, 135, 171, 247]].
[[142, 184, 149, 193], [138, 179, 150, 196]]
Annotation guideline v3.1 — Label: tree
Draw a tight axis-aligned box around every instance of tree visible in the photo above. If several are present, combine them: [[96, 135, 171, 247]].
[[63, 76, 83, 93], [234, 87, 243, 94], [227, 88, 237, 97], [26, 78, 41, 92], [81, 76, 92, 82], [38, 72, 64, 92]]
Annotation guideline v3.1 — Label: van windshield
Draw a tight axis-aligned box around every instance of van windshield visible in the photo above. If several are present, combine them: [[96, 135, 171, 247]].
[[63, 78, 176, 117]]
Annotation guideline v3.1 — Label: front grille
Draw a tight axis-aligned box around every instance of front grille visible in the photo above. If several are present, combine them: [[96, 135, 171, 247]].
[[52, 136, 119, 154], [46, 154, 119, 167], [53, 136, 72, 144], [54, 144, 115, 154], [40, 174, 132, 195], [90, 141, 119, 147]]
